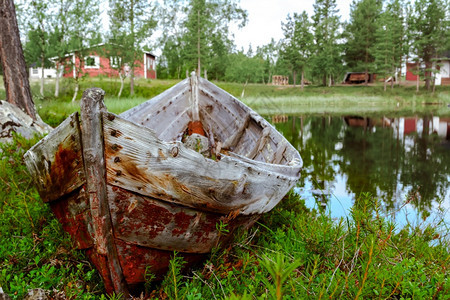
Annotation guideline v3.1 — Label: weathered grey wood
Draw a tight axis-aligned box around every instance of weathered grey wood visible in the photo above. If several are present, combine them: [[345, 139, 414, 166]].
[[103, 113, 299, 215], [222, 113, 251, 150], [247, 126, 271, 159], [80, 88, 128, 296], [24, 113, 85, 202], [190, 72, 200, 121], [120, 79, 190, 123], [272, 142, 288, 165], [108, 185, 221, 253]]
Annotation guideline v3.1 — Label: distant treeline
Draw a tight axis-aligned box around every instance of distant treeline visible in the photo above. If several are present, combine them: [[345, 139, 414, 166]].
[[19, 0, 449, 92]]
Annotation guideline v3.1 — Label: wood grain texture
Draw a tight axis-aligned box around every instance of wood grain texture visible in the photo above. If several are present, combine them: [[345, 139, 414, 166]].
[[108, 185, 259, 253], [24, 113, 85, 202], [0, 0, 36, 120], [80, 88, 129, 296], [103, 112, 299, 215]]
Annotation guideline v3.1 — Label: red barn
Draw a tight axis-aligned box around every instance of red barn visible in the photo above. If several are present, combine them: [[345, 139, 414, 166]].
[[62, 44, 156, 80]]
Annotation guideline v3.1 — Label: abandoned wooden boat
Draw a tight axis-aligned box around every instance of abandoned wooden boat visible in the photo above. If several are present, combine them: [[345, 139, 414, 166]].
[[24, 73, 302, 295]]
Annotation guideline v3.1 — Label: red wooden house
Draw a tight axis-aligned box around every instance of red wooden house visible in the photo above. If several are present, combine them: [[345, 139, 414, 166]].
[[62, 44, 156, 80]]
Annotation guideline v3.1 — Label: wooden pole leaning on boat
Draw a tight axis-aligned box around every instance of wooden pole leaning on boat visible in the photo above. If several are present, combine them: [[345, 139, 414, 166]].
[[188, 71, 205, 136], [80, 88, 129, 296]]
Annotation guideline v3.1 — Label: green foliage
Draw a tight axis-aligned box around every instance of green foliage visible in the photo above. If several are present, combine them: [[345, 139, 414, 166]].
[[161, 252, 186, 300], [408, 0, 449, 90], [373, 0, 406, 91], [280, 11, 314, 86], [224, 51, 265, 84], [156, 0, 247, 78], [345, 0, 382, 75], [0, 134, 103, 299], [0, 131, 448, 298], [311, 0, 343, 86], [259, 253, 302, 300]]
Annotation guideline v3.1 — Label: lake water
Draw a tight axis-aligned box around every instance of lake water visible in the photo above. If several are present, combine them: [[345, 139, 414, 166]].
[[269, 114, 450, 229]]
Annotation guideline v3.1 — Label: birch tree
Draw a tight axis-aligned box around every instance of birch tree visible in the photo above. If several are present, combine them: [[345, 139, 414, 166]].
[[109, 0, 157, 96]]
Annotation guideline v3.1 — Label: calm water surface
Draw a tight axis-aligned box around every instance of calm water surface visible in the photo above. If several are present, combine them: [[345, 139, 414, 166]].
[[270, 114, 450, 228]]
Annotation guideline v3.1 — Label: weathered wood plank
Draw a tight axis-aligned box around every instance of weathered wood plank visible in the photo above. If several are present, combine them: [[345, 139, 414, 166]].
[[103, 113, 298, 215], [120, 79, 190, 124], [114, 239, 206, 285], [48, 185, 94, 249], [222, 113, 251, 150], [108, 185, 259, 253], [80, 88, 128, 296], [190, 72, 200, 121], [24, 113, 85, 202]]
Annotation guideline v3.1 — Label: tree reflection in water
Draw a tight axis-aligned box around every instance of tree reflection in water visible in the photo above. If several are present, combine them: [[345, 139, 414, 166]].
[[271, 114, 450, 226]]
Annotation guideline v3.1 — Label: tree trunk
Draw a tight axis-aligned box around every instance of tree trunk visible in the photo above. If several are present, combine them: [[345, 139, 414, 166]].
[[197, 9, 201, 76], [424, 60, 431, 91], [301, 70, 304, 91], [241, 79, 248, 98], [130, 68, 135, 96], [293, 70, 296, 87], [40, 55, 45, 97], [0, 0, 37, 120], [416, 62, 420, 93], [364, 68, 368, 86], [54, 63, 60, 97], [72, 80, 79, 102], [383, 76, 387, 92], [118, 72, 124, 98]]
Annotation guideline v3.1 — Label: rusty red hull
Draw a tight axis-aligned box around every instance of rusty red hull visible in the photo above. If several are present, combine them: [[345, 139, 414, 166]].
[[24, 76, 302, 294], [49, 184, 259, 292]]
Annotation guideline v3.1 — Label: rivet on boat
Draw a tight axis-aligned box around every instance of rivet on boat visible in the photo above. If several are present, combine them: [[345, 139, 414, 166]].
[[111, 144, 119, 151], [114, 157, 121, 163], [111, 129, 117, 136], [116, 170, 122, 176], [171, 147, 179, 157], [70, 135, 76, 142], [108, 114, 115, 121]]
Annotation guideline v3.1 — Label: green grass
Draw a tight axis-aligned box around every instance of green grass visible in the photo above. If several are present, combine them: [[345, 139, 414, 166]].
[[0, 135, 448, 299], [23, 77, 450, 127]]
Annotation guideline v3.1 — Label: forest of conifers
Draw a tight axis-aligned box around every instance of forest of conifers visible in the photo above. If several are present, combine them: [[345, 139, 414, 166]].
[[15, 0, 450, 88]]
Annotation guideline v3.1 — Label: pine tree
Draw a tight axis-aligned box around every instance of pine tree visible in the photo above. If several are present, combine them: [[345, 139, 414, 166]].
[[157, 0, 246, 78], [280, 11, 314, 89], [345, 0, 382, 85], [0, 0, 37, 119], [311, 0, 342, 86], [408, 0, 448, 90], [373, 0, 406, 91]]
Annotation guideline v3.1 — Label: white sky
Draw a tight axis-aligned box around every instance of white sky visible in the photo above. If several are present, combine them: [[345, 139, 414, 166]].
[[231, 0, 353, 51]]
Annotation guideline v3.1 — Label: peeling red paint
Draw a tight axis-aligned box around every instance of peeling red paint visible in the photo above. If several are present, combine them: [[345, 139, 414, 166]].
[[85, 248, 115, 294], [115, 239, 205, 285], [49, 186, 93, 249], [171, 211, 191, 236]]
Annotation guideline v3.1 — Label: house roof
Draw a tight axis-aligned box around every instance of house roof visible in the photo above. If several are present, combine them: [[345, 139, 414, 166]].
[[51, 43, 156, 60]]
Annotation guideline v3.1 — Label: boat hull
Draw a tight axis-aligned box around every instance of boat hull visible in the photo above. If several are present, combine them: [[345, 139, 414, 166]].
[[24, 76, 302, 294]]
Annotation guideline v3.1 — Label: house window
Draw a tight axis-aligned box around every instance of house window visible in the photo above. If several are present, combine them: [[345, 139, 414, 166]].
[[84, 56, 100, 69], [32, 68, 39, 75], [147, 56, 154, 70], [110, 56, 121, 68]]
